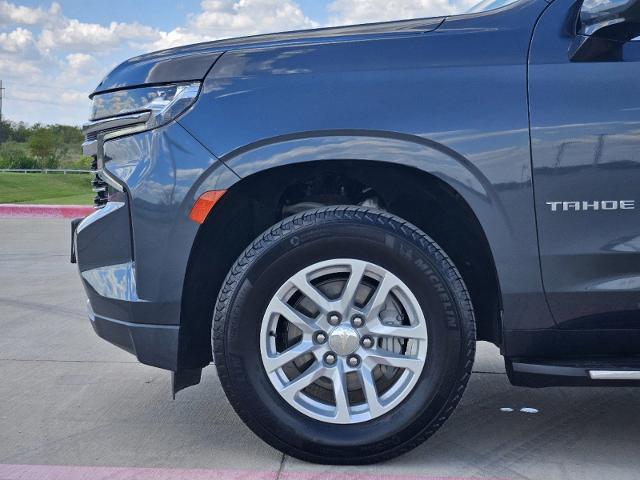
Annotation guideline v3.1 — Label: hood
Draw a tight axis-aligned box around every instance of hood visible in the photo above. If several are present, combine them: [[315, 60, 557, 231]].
[[92, 16, 444, 96]]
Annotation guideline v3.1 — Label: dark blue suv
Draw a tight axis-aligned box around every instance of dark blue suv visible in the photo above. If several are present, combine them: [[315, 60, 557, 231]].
[[73, 0, 640, 464]]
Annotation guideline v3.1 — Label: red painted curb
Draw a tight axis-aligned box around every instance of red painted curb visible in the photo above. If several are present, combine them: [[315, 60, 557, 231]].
[[0, 204, 94, 219], [0, 464, 507, 480]]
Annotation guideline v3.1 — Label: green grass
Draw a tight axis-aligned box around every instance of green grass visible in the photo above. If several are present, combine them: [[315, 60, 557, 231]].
[[0, 172, 93, 205]]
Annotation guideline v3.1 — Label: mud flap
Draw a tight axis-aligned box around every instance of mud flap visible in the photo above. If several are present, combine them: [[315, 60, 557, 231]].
[[70, 217, 83, 264], [172, 368, 203, 398]]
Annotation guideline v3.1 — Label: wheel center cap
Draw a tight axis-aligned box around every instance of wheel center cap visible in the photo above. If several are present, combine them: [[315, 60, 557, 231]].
[[328, 325, 360, 356]]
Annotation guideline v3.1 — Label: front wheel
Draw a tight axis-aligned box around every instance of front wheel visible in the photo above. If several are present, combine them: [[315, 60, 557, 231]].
[[213, 207, 476, 464]]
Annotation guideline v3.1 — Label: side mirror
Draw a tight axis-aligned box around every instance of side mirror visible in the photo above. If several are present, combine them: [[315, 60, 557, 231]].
[[570, 0, 640, 61]]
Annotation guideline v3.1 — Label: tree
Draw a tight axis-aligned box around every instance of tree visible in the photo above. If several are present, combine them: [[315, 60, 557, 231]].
[[0, 120, 11, 145], [50, 124, 83, 145], [0, 119, 84, 169], [28, 128, 59, 162], [11, 122, 30, 142]]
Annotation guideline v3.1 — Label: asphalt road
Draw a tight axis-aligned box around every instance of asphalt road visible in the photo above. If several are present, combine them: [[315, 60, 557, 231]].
[[1, 218, 639, 480]]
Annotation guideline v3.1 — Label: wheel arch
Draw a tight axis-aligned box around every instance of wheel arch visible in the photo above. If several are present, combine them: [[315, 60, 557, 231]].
[[179, 134, 504, 369]]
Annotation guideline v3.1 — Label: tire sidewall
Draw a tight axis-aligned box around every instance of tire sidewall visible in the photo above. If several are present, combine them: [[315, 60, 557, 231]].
[[216, 211, 473, 462]]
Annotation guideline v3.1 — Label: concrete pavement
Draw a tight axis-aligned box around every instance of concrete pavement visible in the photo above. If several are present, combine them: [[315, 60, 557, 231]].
[[1, 218, 638, 480]]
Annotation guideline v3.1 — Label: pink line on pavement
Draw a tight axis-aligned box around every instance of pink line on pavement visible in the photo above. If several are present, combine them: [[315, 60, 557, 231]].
[[0, 465, 273, 480], [0, 464, 507, 480], [279, 473, 507, 480], [0, 204, 94, 219]]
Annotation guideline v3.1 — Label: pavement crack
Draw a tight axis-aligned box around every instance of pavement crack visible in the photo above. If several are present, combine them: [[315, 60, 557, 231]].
[[0, 296, 83, 318], [275, 453, 287, 480]]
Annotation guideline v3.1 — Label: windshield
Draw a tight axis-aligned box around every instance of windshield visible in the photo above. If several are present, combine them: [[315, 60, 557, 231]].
[[466, 0, 520, 13]]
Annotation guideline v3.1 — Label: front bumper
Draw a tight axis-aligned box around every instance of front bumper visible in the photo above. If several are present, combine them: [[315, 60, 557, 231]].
[[72, 214, 178, 368], [88, 302, 179, 370], [73, 200, 182, 371], [72, 120, 238, 372]]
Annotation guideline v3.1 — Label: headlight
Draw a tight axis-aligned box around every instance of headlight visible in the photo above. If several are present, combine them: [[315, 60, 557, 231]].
[[89, 82, 201, 134]]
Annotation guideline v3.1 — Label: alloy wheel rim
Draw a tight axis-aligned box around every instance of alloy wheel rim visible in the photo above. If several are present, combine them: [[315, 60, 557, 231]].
[[260, 258, 428, 424]]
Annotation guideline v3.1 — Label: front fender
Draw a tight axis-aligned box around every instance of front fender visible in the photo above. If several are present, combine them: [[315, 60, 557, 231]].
[[204, 130, 554, 333]]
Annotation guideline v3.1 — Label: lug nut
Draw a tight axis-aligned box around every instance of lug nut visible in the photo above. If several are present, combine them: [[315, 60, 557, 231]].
[[347, 355, 360, 368], [328, 313, 341, 326], [351, 315, 365, 328], [314, 332, 327, 344], [361, 336, 374, 349], [324, 352, 337, 365]]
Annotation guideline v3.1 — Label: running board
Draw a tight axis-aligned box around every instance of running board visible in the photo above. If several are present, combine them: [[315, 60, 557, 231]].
[[589, 370, 640, 380], [506, 358, 640, 388]]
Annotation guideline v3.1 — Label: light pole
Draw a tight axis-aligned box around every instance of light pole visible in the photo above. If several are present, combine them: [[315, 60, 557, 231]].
[[0, 80, 5, 144]]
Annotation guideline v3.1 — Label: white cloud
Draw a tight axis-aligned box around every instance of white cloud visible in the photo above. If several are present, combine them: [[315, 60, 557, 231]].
[[152, 0, 319, 50], [0, 27, 33, 53], [0, 1, 58, 26], [65, 52, 95, 70], [59, 53, 99, 84], [0, 56, 40, 75], [0, 1, 163, 54], [193, 0, 317, 34], [328, 0, 476, 24], [39, 20, 162, 53]]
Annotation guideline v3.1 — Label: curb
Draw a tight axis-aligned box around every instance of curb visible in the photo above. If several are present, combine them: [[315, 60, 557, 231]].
[[0, 204, 94, 219], [0, 464, 504, 480]]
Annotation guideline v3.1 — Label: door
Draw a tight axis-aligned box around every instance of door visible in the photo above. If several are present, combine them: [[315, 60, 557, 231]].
[[529, 0, 640, 330]]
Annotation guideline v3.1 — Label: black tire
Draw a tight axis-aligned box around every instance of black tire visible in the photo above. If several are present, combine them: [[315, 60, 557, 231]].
[[213, 206, 476, 465]]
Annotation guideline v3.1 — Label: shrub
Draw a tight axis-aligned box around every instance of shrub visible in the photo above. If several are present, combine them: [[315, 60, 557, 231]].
[[0, 144, 38, 169], [41, 155, 60, 169], [29, 128, 58, 160], [69, 156, 93, 170]]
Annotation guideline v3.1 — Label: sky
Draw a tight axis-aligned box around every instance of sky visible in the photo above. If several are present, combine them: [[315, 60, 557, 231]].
[[0, 0, 477, 126]]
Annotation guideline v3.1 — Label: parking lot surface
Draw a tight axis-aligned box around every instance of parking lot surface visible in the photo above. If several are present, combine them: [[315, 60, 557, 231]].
[[1, 218, 639, 480]]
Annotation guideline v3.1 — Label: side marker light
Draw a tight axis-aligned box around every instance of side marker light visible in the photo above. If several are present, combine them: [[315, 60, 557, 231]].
[[189, 190, 226, 224]]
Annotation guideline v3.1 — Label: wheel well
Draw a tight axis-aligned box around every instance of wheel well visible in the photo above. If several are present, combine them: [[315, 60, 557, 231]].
[[179, 160, 502, 369]]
